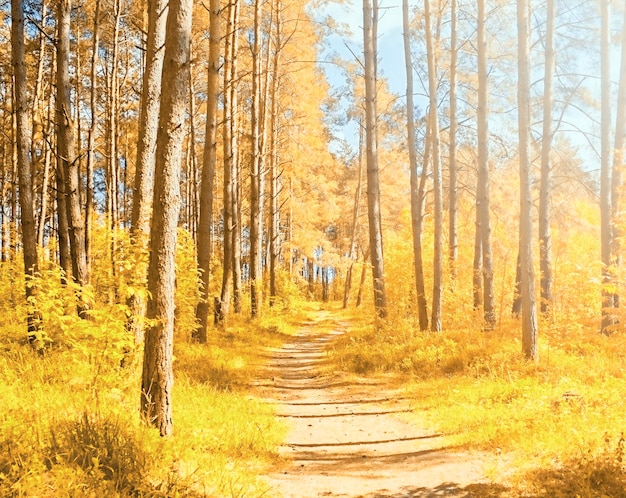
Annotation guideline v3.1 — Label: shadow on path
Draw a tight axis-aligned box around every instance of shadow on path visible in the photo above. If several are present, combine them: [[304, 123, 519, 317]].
[[255, 311, 509, 498]]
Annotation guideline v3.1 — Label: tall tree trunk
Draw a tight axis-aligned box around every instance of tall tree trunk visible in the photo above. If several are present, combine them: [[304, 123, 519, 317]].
[[343, 123, 364, 309], [268, 0, 282, 308], [231, 0, 243, 314], [424, 0, 443, 332], [356, 246, 370, 308], [129, 0, 168, 342], [518, 0, 538, 360], [57, 0, 90, 312], [539, 0, 555, 317], [476, 0, 495, 330], [86, 0, 101, 277], [448, 0, 458, 282], [218, 0, 240, 323], [609, 3, 626, 323], [363, 0, 387, 318], [250, 0, 264, 317], [403, 0, 429, 330], [12, 0, 41, 340], [600, 0, 613, 334], [141, 0, 192, 437], [194, 0, 221, 340]]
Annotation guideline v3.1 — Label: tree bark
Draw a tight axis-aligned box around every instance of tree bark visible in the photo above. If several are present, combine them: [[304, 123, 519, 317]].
[[86, 0, 101, 278], [448, 0, 458, 282], [476, 0, 495, 330], [518, 0, 538, 360], [363, 0, 387, 318], [12, 0, 41, 340], [538, 0, 555, 317], [128, 0, 168, 342], [141, 0, 192, 437], [194, 0, 221, 340], [403, 0, 429, 330], [600, 0, 613, 334], [609, 3, 626, 323], [57, 0, 90, 311], [269, 0, 282, 308], [250, 0, 264, 318], [343, 123, 364, 309], [424, 0, 443, 332]]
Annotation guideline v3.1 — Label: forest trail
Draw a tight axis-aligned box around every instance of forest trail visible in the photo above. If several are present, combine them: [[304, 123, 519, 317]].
[[253, 310, 506, 498]]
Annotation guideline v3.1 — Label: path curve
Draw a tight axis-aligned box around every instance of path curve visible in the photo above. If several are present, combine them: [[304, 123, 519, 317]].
[[254, 311, 498, 498]]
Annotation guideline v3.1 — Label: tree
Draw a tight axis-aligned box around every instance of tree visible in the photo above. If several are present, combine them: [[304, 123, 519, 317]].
[[363, 0, 387, 318], [448, 0, 458, 283], [141, 0, 193, 436], [194, 0, 221, 340], [538, 0, 555, 317], [475, 0, 495, 330], [518, 0, 538, 360], [403, 0, 429, 330], [57, 0, 90, 312], [424, 0, 443, 332], [600, 0, 612, 335], [128, 0, 168, 343], [12, 0, 41, 339], [250, 0, 265, 318], [609, 2, 626, 329]]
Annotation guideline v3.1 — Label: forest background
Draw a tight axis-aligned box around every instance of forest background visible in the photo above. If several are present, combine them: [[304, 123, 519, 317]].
[[3, 0, 626, 495]]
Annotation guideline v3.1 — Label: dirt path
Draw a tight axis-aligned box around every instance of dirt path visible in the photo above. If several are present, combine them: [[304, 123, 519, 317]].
[[254, 311, 506, 498]]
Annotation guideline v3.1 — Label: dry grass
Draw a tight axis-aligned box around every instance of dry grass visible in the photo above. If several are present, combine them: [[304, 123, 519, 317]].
[[328, 310, 626, 496]]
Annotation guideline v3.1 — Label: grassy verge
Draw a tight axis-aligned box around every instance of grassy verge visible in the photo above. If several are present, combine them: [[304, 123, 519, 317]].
[[329, 311, 626, 496], [0, 298, 316, 497]]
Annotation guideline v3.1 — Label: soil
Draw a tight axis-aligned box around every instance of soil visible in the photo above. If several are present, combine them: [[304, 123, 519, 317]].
[[253, 311, 511, 498]]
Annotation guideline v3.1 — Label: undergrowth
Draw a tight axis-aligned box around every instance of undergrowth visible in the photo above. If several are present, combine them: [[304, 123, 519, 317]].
[[0, 237, 316, 497]]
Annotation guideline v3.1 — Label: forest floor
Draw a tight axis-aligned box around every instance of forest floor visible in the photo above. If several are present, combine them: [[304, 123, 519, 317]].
[[253, 310, 512, 498]]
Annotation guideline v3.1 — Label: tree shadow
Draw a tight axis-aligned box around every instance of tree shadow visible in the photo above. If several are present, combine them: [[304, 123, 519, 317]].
[[356, 482, 513, 497]]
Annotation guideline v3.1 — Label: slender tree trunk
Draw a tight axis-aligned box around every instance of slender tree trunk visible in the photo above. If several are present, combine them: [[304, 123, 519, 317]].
[[250, 0, 264, 317], [600, 0, 613, 334], [476, 0, 495, 330], [268, 0, 282, 308], [539, 0, 555, 317], [518, 0, 538, 360], [448, 0, 458, 282], [609, 3, 626, 321], [363, 0, 387, 318], [218, 0, 240, 323], [141, 0, 192, 437], [356, 246, 370, 308], [403, 0, 428, 330], [12, 0, 41, 340], [424, 0, 443, 332], [37, 113, 52, 248], [194, 0, 220, 340], [343, 123, 364, 309], [57, 0, 90, 311], [231, 0, 243, 314], [129, 0, 168, 342], [86, 0, 101, 277]]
